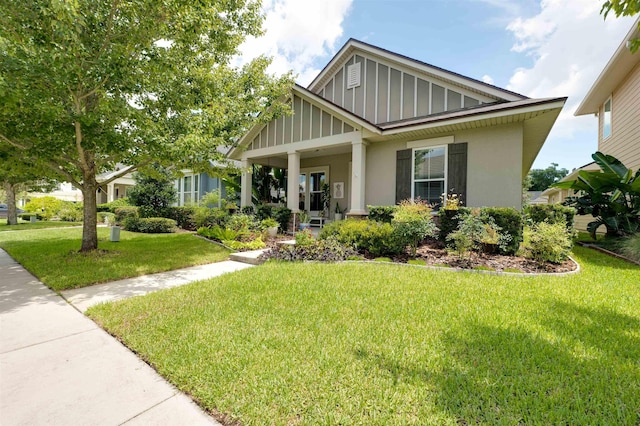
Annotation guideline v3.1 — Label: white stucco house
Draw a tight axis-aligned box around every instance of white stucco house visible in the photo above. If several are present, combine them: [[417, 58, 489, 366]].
[[229, 39, 566, 219]]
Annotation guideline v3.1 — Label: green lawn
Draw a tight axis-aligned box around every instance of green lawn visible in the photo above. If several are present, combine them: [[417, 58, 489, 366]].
[[0, 219, 82, 231], [89, 246, 640, 425], [0, 228, 230, 291]]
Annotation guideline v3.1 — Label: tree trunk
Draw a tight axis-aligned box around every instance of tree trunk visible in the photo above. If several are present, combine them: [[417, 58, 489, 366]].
[[3, 181, 19, 225], [80, 181, 99, 252]]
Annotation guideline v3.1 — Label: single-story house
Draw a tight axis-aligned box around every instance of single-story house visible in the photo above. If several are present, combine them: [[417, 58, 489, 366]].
[[174, 171, 228, 207], [229, 39, 566, 219]]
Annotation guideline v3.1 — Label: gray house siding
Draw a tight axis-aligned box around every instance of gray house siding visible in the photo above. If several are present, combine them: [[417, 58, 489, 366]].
[[317, 52, 496, 125]]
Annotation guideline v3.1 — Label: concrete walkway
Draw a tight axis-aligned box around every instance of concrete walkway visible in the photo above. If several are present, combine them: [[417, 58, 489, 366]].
[[62, 260, 253, 312], [0, 249, 254, 425]]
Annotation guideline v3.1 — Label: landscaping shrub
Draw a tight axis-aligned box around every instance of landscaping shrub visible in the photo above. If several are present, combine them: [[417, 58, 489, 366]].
[[367, 205, 397, 223], [446, 211, 511, 258], [521, 222, 573, 264], [481, 207, 523, 255], [123, 217, 177, 233], [319, 218, 404, 256], [618, 233, 640, 263], [128, 165, 177, 216], [255, 204, 273, 221], [295, 228, 315, 246], [163, 206, 197, 230], [97, 197, 131, 213], [392, 199, 438, 257], [114, 206, 139, 224], [197, 226, 240, 242], [525, 204, 576, 231], [97, 212, 116, 225], [272, 207, 292, 232], [438, 207, 472, 242], [227, 213, 258, 232], [58, 202, 83, 222], [262, 236, 357, 262], [222, 237, 266, 251], [241, 206, 255, 215], [193, 207, 228, 229], [23, 196, 64, 220]]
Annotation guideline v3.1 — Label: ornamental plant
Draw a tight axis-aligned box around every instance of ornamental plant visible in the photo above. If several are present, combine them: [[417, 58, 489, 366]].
[[392, 198, 438, 257]]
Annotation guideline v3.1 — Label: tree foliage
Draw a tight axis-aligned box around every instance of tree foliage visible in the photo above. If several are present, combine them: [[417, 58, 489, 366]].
[[601, 0, 640, 52], [552, 152, 640, 238], [525, 163, 569, 191], [128, 165, 177, 216], [0, 0, 293, 250]]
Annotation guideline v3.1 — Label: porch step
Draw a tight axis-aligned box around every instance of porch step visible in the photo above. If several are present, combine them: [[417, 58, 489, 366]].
[[229, 249, 269, 265]]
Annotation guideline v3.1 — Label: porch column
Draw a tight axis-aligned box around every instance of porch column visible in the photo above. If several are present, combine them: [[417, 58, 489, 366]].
[[240, 159, 253, 208], [287, 151, 300, 213], [350, 136, 367, 215], [107, 182, 115, 202]]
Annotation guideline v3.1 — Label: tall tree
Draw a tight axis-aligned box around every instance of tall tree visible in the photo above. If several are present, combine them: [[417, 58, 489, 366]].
[[526, 163, 569, 191], [0, 0, 292, 251], [601, 0, 640, 52]]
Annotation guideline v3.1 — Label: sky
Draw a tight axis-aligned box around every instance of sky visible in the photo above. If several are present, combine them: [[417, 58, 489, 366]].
[[236, 0, 637, 172]]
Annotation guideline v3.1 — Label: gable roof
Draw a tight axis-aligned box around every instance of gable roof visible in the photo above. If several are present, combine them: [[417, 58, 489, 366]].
[[308, 38, 528, 102], [575, 17, 640, 115]]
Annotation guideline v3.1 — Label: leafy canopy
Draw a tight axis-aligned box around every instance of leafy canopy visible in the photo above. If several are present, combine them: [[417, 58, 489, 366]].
[[601, 0, 640, 52], [525, 163, 569, 191]]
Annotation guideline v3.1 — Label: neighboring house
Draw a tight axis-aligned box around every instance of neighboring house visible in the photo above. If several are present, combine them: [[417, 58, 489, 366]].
[[174, 171, 227, 207], [574, 17, 640, 172], [544, 18, 639, 232], [526, 191, 548, 205], [229, 39, 566, 218]]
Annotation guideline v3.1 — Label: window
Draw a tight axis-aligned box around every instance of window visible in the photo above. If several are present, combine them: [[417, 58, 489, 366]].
[[176, 174, 200, 206], [412, 146, 446, 206], [603, 98, 612, 139], [298, 168, 328, 212]]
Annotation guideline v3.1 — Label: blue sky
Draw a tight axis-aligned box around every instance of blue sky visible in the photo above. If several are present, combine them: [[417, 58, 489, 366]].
[[237, 0, 637, 172]]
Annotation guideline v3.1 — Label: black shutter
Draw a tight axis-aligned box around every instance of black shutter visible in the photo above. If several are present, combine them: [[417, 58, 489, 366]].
[[395, 149, 412, 204], [447, 142, 468, 205]]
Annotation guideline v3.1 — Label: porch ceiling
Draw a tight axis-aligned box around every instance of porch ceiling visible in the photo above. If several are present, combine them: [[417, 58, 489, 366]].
[[247, 143, 353, 168]]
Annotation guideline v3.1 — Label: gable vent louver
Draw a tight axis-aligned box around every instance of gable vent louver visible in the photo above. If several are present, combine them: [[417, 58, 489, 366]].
[[347, 62, 361, 89]]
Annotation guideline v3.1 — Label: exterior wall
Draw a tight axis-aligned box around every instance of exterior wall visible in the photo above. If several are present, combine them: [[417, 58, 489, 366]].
[[317, 53, 494, 125], [300, 153, 352, 217], [364, 123, 524, 209], [599, 62, 640, 171]]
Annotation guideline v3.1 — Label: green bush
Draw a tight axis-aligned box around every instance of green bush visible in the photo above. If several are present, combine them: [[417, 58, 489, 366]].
[[392, 199, 438, 257], [481, 207, 523, 255], [123, 217, 177, 233], [272, 207, 292, 232], [193, 207, 228, 229], [438, 207, 472, 242], [295, 228, 315, 247], [163, 206, 197, 230], [115, 206, 139, 224], [446, 211, 511, 258], [367, 205, 397, 223], [97, 197, 131, 213], [525, 204, 576, 230], [255, 204, 273, 221], [197, 226, 240, 242], [58, 202, 83, 222], [222, 237, 266, 251], [97, 212, 116, 225], [521, 222, 573, 264], [618, 233, 640, 263], [23, 196, 64, 220], [227, 214, 258, 232], [319, 219, 404, 256]]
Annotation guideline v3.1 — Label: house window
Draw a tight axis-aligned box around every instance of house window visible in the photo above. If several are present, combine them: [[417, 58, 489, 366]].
[[298, 168, 328, 213], [177, 174, 200, 206], [412, 146, 446, 206], [603, 97, 612, 139]]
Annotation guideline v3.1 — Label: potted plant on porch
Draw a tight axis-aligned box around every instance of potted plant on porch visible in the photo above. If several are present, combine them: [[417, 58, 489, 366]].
[[261, 217, 279, 238], [298, 211, 311, 230], [334, 202, 345, 221]]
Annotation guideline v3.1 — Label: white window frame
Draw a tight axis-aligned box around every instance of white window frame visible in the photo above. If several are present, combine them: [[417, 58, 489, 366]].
[[411, 144, 447, 206], [176, 173, 200, 206], [603, 96, 612, 140]]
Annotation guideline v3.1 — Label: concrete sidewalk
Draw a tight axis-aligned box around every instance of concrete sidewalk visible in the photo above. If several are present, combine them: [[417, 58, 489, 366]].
[[62, 260, 253, 312], [0, 249, 222, 425]]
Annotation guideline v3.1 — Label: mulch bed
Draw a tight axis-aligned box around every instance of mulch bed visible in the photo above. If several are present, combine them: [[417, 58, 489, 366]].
[[369, 240, 577, 274]]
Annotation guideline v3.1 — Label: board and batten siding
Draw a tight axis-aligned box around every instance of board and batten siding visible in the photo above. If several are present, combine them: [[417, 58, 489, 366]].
[[599, 62, 640, 171], [318, 53, 490, 125], [247, 95, 355, 151]]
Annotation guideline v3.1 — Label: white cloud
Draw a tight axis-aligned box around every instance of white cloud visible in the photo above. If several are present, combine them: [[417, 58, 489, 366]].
[[482, 74, 495, 85], [235, 0, 353, 86]]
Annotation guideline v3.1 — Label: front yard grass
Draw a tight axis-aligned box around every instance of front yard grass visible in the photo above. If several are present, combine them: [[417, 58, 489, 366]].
[[89, 246, 640, 425], [0, 219, 82, 231], [0, 228, 230, 291]]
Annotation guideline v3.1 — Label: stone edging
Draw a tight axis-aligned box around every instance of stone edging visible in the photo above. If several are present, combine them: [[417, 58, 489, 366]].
[[576, 241, 640, 266]]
